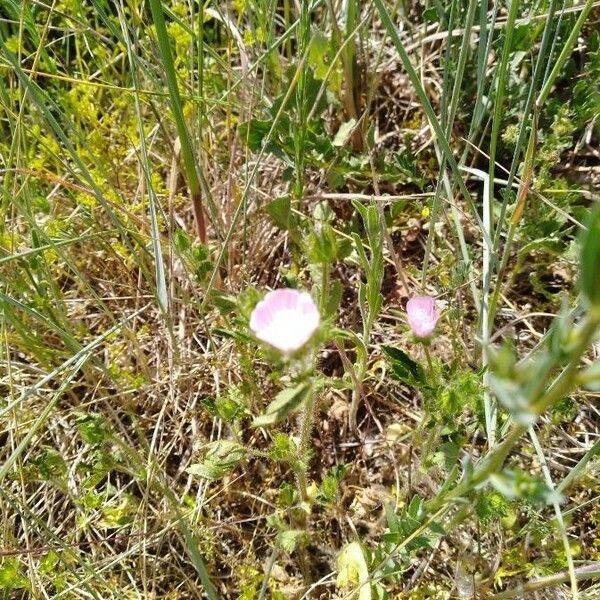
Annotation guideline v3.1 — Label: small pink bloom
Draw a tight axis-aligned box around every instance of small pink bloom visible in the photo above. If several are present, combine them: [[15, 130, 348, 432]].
[[250, 289, 320, 354], [406, 295, 440, 338]]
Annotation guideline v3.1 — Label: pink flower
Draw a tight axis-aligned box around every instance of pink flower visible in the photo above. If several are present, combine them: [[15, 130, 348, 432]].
[[406, 295, 440, 338], [250, 289, 320, 354]]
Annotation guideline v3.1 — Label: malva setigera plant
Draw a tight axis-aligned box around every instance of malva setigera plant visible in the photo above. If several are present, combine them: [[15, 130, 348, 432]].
[[1, 1, 600, 599], [249, 288, 322, 506]]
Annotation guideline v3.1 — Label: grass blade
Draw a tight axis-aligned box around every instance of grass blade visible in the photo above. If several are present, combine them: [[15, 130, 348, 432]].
[[372, 0, 491, 248], [147, 0, 207, 243]]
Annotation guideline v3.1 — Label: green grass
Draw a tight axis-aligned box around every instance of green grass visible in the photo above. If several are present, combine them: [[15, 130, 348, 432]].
[[1, 0, 600, 598]]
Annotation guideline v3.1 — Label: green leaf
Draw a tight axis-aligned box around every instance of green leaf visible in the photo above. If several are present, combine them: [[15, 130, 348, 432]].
[[475, 490, 510, 523], [277, 482, 297, 507], [324, 279, 343, 319], [29, 448, 67, 481], [39, 551, 59, 575], [423, 6, 439, 23], [489, 374, 535, 426], [351, 232, 369, 270], [580, 202, 600, 307], [147, 0, 201, 195], [252, 382, 311, 427], [308, 29, 331, 80], [318, 464, 348, 503], [297, 65, 327, 117], [238, 118, 273, 153], [407, 495, 424, 520], [351, 201, 384, 330], [336, 542, 371, 600], [432, 441, 460, 473], [0, 559, 29, 590], [357, 281, 368, 329], [369, 290, 383, 320], [99, 493, 139, 529], [187, 440, 246, 480], [382, 497, 435, 551], [308, 29, 342, 92], [333, 119, 357, 147], [174, 227, 191, 251], [276, 529, 306, 553], [214, 386, 246, 422], [365, 208, 380, 243], [489, 469, 563, 506], [306, 223, 338, 263], [209, 290, 238, 315], [269, 432, 298, 461], [265, 196, 292, 230], [382, 346, 425, 385], [76, 413, 110, 445]]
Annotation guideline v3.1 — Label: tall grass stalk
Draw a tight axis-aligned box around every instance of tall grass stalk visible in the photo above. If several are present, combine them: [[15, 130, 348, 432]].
[[147, 0, 207, 243]]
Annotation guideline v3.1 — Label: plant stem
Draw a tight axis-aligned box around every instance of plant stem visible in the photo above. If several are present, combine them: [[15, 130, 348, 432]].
[[257, 547, 280, 600], [320, 262, 329, 315], [492, 564, 600, 599], [425, 312, 600, 515], [296, 384, 317, 503], [423, 344, 435, 375], [293, 373, 318, 591]]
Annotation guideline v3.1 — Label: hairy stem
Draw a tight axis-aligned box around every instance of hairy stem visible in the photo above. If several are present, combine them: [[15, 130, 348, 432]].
[[296, 385, 317, 503]]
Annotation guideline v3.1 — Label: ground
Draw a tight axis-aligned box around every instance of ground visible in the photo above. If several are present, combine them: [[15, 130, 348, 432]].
[[0, 1, 599, 599]]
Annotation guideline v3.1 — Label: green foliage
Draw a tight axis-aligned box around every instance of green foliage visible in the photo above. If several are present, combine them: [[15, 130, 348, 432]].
[[580, 361, 600, 392], [307, 28, 342, 93], [236, 565, 263, 600], [78, 448, 122, 489], [269, 432, 298, 462], [382, 346, 425, 386], [580, 202, 600, 308], [203, 385, 248, 422], [430, 439, 461, 473], [0, 559, 29, 591], [550, 396, 577, 424], [475, 490, 510, 524], [23, 447, 67, 485], [277, 482, 297, 508], [573, 31, 600, 133], [306, 221, 338, 265], [75, 413, 110, 445], [276, 529, 307, 554], [188, 440, 246, 480], [490, 371, 535, 426], [238, 66, 422, 189], [99, 493, 139, 529], [437, 370, 481, 421], [174, 232, 213, 283], [383, 345, 481, 428], [336, 541, 371, 600], [489, 469, 563, 506], [333, 119, 357, 147], [352, 201, 384, 340], [265, 196, 293, 231], [383, 496, 443, 553], [318, 464, 348, 504], [252, 381, 312, 427]]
